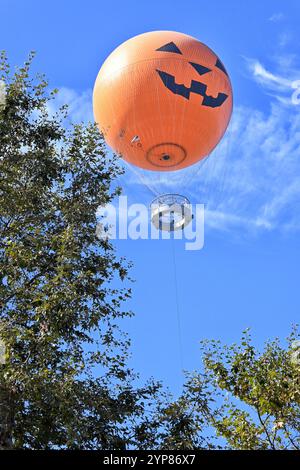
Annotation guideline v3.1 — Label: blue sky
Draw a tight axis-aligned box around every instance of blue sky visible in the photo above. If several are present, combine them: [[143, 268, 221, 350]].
[[2, 0, 300, 393]]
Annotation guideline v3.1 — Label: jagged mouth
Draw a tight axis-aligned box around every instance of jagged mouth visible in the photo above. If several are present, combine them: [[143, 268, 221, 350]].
[[156, 69, 228, 108]]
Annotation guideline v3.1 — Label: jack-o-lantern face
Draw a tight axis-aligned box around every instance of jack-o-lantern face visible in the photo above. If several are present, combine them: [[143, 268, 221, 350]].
[[156, 41, 229, 108], [93, 31, 233, 171]]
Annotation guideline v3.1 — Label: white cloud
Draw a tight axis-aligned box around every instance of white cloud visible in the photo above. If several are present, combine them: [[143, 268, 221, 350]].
[[246, 59, 293, 92], [205, 209, 272, 233], [47, 87, 93, 123], [245, 56, 300, 108], [269, 12, 284, 23], [274, 53, 298, 69], [201, 103, 300, 233]]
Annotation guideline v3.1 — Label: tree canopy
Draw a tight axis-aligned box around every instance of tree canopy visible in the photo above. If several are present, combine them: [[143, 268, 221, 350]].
[[0, 52, 163, 449], [177, 329, 300, 450]]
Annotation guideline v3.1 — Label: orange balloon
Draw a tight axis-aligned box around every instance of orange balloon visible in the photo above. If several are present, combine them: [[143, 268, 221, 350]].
[[93, 31, 233, 171]]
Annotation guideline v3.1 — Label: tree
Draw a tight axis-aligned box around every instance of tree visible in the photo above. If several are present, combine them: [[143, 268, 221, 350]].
[[179, 329, 300, 449], [0, 52, 164, 450]]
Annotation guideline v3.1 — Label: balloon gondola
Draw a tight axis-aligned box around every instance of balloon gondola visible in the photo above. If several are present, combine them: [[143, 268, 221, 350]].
[[150, 194, 192, 232]]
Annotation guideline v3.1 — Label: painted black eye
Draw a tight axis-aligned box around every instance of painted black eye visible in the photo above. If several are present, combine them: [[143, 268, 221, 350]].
[[156, 42, 182, 54], [215, 58, 228, 76], [189, 62, 211, 75]]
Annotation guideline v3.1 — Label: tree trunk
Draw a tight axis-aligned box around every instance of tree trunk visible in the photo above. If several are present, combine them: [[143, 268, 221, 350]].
[[0, 384, 13, 449]]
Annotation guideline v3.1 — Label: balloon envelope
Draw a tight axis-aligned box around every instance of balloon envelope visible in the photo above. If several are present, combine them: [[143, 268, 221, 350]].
[[93, 31, 232, 171]]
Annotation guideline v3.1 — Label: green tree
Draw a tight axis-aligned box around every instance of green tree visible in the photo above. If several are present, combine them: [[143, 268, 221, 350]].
[[178, 329, 300, 449], [0, 52, 164, 450]]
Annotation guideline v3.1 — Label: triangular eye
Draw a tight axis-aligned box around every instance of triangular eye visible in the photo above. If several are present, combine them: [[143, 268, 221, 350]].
[[215, 58, 228, 76], [189, 62, 211, 75], [156, 42, 182, 54]]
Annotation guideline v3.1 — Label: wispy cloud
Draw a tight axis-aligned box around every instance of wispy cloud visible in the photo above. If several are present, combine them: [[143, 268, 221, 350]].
[[47, 87, 93, 123], [200, 103, 300, 233], [269, 12, 284, 23], [245, 59, 293, 93], [244, 56, 300, 107], [204, 209, 272, 233]]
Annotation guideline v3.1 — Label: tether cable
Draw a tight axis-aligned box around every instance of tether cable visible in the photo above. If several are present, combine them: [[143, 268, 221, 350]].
[[171, 235, 184, 379]]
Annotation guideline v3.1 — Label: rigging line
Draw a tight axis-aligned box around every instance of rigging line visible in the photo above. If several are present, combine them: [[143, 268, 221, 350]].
[[171, 235, 185, 379], [124, 161, 160, 197], [180, 154, 211, 195]]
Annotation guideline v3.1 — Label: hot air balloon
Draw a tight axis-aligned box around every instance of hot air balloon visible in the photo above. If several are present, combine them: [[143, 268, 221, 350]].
[[93, 30, 232, 230]]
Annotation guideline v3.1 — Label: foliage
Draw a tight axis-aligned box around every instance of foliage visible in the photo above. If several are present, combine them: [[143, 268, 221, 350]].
[[180, 328, 300, 449], [0, 51, 162, 449]]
